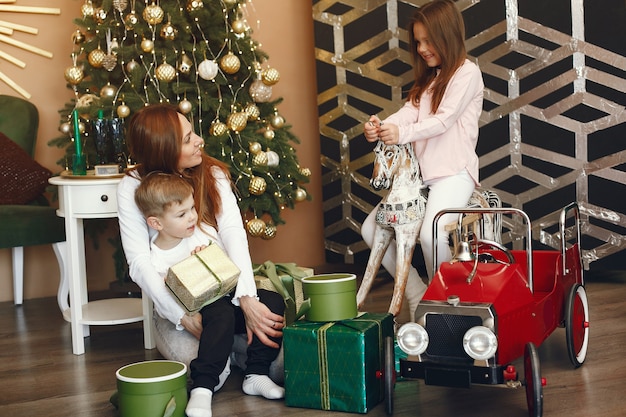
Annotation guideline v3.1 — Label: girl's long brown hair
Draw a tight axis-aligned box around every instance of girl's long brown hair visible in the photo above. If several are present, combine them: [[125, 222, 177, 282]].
[[407, 0, 467, 113], [126, 104, 230, 229]]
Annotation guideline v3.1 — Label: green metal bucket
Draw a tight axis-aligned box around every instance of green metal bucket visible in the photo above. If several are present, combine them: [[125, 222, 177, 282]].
[[301, 273, 358, 322], [116, 360, 188, 417]]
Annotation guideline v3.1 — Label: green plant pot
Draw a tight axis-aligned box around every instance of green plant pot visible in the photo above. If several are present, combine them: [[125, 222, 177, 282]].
[[116, 360, 188, 417], [301, 273, 358, 322]]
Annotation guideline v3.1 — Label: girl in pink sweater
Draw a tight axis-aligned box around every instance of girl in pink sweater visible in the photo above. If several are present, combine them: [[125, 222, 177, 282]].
[[362, 0, 484, 316]]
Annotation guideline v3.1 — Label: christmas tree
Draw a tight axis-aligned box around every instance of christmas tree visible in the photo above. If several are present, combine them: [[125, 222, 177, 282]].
[[49, 0, 311, 239]]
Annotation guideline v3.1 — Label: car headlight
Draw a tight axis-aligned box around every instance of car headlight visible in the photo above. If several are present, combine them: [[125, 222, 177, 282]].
[[397, 322, 429, 356], [463, 326, 498, 360]]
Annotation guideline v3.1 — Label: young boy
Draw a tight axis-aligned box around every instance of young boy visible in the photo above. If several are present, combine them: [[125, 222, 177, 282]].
[[134, 172, 210, 276], [134, 172, 284, 417]]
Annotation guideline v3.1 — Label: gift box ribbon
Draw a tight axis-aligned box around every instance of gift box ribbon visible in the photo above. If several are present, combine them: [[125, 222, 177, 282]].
[[194, 251, 224, 294], [253, 260, 309, 325], [315, 314, 387, 410], [317, 322, 334, 410]]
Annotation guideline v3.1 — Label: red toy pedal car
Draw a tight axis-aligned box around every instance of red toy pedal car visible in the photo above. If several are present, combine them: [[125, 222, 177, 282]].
[[385, 202, 588, 417]]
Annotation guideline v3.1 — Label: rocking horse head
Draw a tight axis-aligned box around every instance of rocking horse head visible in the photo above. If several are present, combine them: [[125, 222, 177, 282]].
[[370, 141, 421, 191]]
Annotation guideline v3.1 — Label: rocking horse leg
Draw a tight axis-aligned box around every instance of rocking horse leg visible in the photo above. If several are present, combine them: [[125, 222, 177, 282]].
[[389, 235, 417, 317], [357, 227, 393, 310], [404, 268, 428, 321]]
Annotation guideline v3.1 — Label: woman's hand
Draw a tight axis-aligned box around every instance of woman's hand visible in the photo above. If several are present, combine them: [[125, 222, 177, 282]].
[[180, 313, 203, 340], [364, 115, 382, 142], [238, 295, 284, 349], [379, 123, 400, 145]]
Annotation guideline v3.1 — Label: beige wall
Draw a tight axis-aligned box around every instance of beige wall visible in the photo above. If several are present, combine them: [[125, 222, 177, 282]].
[[0, 0, 324, 303]]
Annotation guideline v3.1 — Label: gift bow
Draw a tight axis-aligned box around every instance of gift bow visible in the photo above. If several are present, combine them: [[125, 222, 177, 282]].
[[253, 260, 310, 325]]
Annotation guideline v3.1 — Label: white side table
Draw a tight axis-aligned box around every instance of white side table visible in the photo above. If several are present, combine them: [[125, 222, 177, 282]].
[[49, 175, 154, 355]]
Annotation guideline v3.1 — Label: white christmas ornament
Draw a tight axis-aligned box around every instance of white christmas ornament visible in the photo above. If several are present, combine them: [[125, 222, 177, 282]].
[[197, 59, 218, 80], [249, 79, 272, 102], [266, 150, 280, 167]]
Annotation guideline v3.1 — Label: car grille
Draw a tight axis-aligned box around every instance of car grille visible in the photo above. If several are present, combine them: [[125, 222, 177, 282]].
[[425, 314, 483, 360]]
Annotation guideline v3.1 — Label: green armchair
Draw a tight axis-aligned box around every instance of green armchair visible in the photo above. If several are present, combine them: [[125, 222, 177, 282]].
[[0, 94, 67, 307]]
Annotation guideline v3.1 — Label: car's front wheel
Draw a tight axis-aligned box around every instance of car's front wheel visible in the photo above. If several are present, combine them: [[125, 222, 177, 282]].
[[524, 342, 543, 417]]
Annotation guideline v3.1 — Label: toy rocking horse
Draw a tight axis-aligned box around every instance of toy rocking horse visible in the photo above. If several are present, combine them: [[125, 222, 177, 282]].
[[356, 141, 427, 317], [356, 141, 501, 317]]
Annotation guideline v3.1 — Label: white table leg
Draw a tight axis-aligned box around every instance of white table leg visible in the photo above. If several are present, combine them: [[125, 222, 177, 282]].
[[65, 215, 88, 355], [142, 292, 156, 349], [52, 241, 69, 314]]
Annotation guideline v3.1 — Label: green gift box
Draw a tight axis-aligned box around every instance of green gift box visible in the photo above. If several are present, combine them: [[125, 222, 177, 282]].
[[165, 243, 240, 313], [284, 312, 393, 413]]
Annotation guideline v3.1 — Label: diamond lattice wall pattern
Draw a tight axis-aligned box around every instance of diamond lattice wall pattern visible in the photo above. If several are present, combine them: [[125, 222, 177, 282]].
[[313, 0, 626, 269]]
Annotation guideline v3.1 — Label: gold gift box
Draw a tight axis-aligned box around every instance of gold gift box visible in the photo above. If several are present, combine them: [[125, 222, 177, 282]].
[[165, 243, 240, 313]]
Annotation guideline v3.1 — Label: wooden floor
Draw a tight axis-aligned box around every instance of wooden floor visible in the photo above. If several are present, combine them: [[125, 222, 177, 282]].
[[1, 268, 625, 417]]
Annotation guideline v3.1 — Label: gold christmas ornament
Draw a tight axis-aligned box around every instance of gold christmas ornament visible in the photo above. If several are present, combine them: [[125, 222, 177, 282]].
[[94, 7, 108, 24], [141, 38, 154, 53], [252, 151, 268, 166], [100, 83, 117, 99], [81, 0, 95, 18], [262, 223, 277, 240], [72, 30, 85, 45], [117, 103, 131, 118], [219, 52, 240, 74], [64, 66, 84, 85], [186, 0, 204, 12], [299, 167, 312, 177], [126, 59, 140, 72], [249, 141, 262, 154], [264, 128, 275, 140], [125, 11, 139, 30], [223, 0, 238, 8], [294, 188, 307, 202], [60, 122, 72, 135], [249, 79, 272, 102], [143, 2, 165, 25], [248, 176, 267, 195], [102, 54, 117, 72], [266, 150, 280, 167], [261, 67, 280, 86], [210, 121, 228, 136], [179, 99, 192, 114], [270, 114, 284, 129], [227, 111, 247, 132], [160, 22, 178, 41], [76, 93, 98, 109], [156, 62, 177, 82], [88, 48, 106, 68], [246, 217, 266, 237], [231, 19, 246, 35], [197, 59, 218, 80], [113, 0, 128, 12], [244, 103, 260, 121], [178, 54, 193, 75]]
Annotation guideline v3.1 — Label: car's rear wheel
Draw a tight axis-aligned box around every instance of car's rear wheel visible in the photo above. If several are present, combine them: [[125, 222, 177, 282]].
[[384, 336, 395, 415], [565, 283, 589, 367], [524, 342, 543, 417]]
